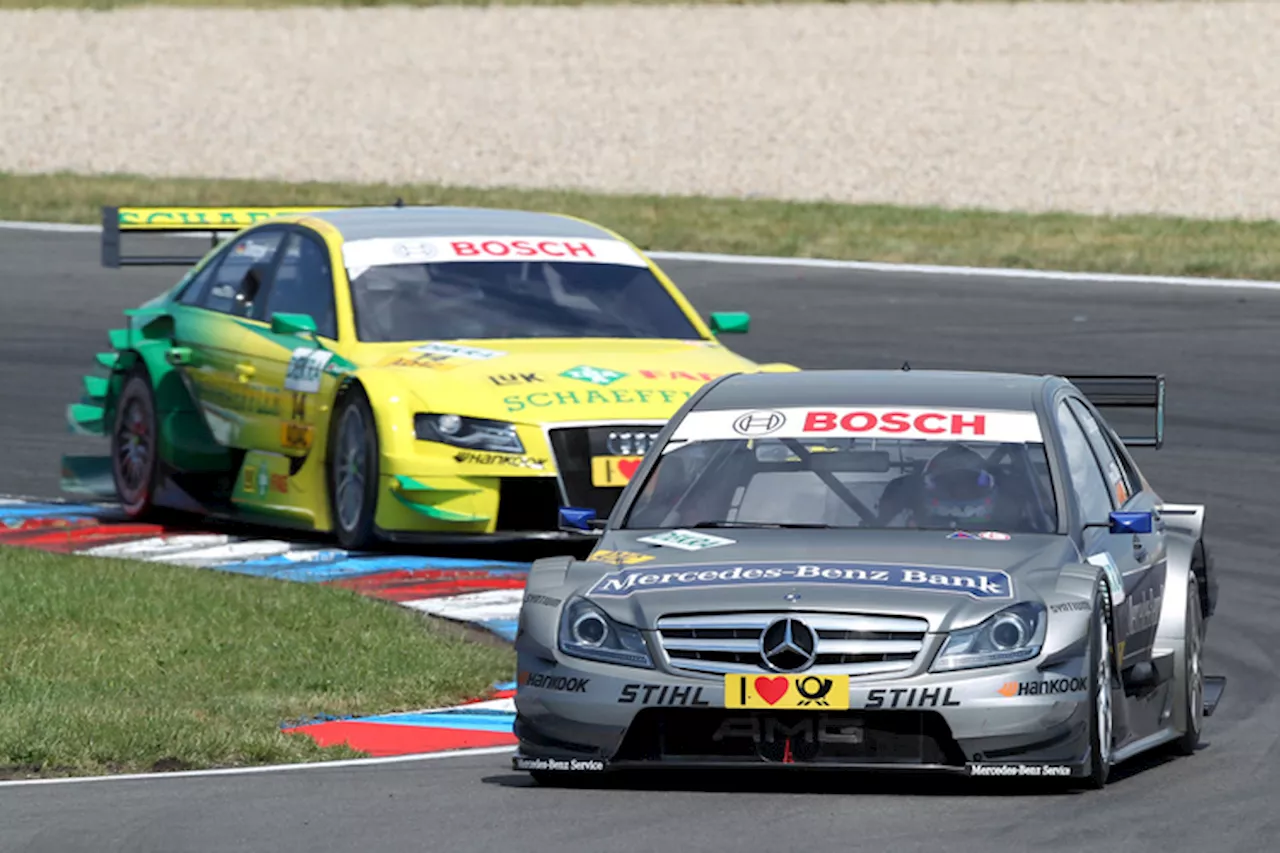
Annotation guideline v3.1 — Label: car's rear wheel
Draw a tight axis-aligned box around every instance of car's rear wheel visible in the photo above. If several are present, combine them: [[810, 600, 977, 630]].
[[1172, 574, 1205, 756], [326, 384, 379, 550], [111, 367, 160, 518], [1081, 579, 1116, 789]]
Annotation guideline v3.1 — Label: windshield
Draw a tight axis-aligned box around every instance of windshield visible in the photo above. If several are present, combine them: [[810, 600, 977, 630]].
[[623, 437, 1059, 534], [347, 259, 703, 343]]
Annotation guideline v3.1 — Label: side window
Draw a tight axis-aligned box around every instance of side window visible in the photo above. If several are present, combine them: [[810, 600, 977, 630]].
[[1067, 398, 1135, 506], [1055, 400, 1114, 522], [199, 230, 285, 317], [255, 232, 338, 340], [176, 248, 226, 306]]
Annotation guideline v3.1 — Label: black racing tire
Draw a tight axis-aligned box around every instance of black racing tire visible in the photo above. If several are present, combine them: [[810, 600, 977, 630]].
[[1172, 574, 1205, 756], [1081, 578, 1117, 790], [110, 366, 160, 518], [325, 384, 380, 550], [1191, 537, 1213, 625]]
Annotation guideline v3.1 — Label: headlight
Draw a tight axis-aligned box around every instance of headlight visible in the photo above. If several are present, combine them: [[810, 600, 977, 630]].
[[930, 602, 1046, 673], [414, 414, 524, 454], [557, 597, 653, 668]]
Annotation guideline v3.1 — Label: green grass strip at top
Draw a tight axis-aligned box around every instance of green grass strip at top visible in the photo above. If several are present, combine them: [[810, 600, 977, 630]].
[[0, 545, 513, 778], [3, 1, 1218, 8], [3, 171, 1280, 281]]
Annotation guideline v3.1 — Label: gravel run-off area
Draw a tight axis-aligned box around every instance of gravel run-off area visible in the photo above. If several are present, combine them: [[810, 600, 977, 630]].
[[1, 3, 1278, 220]]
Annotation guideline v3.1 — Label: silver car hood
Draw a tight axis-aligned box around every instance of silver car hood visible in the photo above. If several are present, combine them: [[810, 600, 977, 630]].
[[569, 529, 1077, 632]]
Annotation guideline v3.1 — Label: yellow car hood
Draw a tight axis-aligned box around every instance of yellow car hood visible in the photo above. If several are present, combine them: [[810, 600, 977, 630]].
[[367, 338, 779, 424]]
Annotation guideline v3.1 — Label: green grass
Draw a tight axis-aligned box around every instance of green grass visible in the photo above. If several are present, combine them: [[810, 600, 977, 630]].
[[1, 0, 1223, 8], [4, 170, 1280, 280], [0, 545, 514, 778]]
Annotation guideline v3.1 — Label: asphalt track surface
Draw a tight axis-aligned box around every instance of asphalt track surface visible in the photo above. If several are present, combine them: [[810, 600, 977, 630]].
[[2, 228, 1278, 853]]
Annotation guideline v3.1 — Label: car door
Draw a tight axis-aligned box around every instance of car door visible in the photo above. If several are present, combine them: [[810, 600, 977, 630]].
[[169, 227, 288, 450], [240, 227, 342, 462], [1066, 397, 1167, 665]]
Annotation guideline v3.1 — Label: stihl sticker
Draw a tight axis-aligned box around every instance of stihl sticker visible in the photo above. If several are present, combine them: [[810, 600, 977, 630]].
[[342, 235, 648, 272], [672, 407, 1043, 444]]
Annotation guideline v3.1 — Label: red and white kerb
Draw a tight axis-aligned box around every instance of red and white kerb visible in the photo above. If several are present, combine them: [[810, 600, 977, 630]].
[[342, 235, 649, 273], [671, 406, 1044, 444]]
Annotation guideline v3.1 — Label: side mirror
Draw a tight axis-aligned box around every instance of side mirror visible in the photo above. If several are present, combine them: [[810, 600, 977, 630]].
[[709, 311, 750, 334], [559, 506, 606, 533], [1108, 511, 1153, 535], [271, 312, 318, 336]]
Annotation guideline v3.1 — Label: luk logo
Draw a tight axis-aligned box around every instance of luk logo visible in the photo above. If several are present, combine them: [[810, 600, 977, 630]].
[[999, 678, 1087, 697], [489, 372, 543, 387], [560, 365, 627, 386], [733, 410, 786, 436]]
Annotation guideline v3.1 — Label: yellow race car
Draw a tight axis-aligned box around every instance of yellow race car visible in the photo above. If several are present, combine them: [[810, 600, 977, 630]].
[[63, 205, 796, 547]]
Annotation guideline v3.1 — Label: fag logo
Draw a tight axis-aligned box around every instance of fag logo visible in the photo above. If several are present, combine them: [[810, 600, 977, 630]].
[[638, 370, 723, 382], [560, 365, 627, 386]]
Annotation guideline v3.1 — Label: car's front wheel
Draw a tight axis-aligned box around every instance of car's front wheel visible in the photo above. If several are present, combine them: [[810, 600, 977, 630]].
[[1081, 578, 1116, 789], [326, 384, 379, 550], [111, 366, 160, 518]]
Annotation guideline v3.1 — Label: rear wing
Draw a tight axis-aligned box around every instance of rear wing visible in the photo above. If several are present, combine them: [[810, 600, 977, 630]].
[[1065, 374, 1165, 449], [100, 205, 341, 267]]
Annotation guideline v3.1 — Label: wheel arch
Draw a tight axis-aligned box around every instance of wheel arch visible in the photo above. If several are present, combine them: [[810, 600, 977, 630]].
[[74, 306, 230, 474], [338, 370, 419, 459], [99, 344, 212, 468], [1043, 560, 1119, 671], [515, 556, 576, 659], [1156, 504, 1210, 637]]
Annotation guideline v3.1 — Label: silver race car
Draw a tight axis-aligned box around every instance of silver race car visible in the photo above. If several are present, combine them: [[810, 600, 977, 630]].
[[512, 369, 1225, 788]]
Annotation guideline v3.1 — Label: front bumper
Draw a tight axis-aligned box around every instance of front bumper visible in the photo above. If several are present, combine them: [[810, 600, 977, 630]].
[[375, 420, 663, 538], [512, 651, 1093, 778]]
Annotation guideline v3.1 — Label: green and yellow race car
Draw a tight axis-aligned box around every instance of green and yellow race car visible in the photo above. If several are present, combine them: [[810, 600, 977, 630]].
[[63, 205, 795, 547]]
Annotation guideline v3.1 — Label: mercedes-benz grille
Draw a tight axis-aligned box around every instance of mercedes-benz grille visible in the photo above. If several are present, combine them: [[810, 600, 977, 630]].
[[655, 612, 930, 677]]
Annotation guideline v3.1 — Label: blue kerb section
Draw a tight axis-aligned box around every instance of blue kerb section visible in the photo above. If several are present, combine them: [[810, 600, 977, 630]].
[[481, 619, 519, 643], [357, 711, 515, 732], [215, 554, 531, 583], [494, 680, 517, 692], [0, 503, 109, 520]]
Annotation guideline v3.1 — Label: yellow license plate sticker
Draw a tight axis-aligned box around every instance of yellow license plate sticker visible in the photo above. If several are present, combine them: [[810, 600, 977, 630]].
[[590, 455, 643, 487], [724, 674, 850, 709], [280, 421, 314, 451]]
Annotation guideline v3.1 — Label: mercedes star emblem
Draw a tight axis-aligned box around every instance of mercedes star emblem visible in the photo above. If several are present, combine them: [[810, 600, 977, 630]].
[[760, 617, 818, 672]]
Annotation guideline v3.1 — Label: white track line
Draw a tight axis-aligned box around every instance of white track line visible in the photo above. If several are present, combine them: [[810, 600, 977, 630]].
[[4, 218, 1280, 290], [0, 745, 517, 788], [646, 250, 1280, 290], [403, 589, 526, 621], [82, 534, 232, 559], [0, 220, 101, 234]]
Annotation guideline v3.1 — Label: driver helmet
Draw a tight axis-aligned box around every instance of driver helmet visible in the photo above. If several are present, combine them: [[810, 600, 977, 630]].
[[918, 444, 998, 525]]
